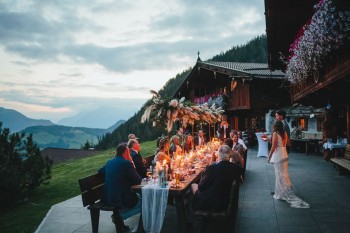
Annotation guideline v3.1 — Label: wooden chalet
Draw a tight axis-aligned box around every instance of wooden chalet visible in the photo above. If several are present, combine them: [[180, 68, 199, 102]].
[[174, 60, 289, 132], [264, 0, 350, 140], [41, 148, 101, 164]]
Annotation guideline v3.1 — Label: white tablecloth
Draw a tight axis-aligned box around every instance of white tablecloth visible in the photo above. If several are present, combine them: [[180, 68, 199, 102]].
[[255, 132, 268, 158], [141, 183, 170, 233], [323, 142, 347, 150]]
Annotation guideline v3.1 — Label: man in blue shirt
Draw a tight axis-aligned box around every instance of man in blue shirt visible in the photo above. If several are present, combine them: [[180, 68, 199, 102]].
[[98, 143, 142, 231]]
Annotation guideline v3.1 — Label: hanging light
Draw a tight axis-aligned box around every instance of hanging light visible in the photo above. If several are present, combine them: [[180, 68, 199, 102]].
[[230, 77, 237, 91]]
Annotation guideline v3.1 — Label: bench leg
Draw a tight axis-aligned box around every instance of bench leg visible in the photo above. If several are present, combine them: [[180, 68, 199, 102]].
[[90, 208, 100, 233], [193, 215, 206, 233], [136, 212, 145, 233], [112, 209, 127, 233]]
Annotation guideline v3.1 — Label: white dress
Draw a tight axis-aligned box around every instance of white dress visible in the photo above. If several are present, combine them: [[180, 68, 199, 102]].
[[273, 133, 310, 208]]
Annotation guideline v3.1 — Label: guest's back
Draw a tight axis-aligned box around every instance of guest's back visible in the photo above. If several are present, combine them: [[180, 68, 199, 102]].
[[193, 160, 241, 211], [99, 156, 141, 208]]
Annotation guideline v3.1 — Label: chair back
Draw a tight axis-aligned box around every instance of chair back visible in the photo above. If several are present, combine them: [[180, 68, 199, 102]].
[[226, 180, 239, 217], [78, 173, 105, 207], [144, 154, 156, 169]]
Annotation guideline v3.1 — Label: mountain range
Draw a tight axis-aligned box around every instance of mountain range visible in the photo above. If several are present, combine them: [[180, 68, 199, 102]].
[[0, 107, 125, 149], [0, 107, 55, 132]]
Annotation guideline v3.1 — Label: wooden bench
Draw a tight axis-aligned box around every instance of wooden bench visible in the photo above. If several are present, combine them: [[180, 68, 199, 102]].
[[194, 180, 240, 233], [330, 144, 350, 175], [78, 173, 126, 233]]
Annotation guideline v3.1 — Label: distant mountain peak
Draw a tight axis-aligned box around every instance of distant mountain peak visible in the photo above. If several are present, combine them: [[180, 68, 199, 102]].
[[0, 107, 54, 132]]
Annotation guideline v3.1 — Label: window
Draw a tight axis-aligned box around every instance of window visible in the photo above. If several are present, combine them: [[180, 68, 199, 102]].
[[299, 118, 308, 131], [291, 118, 309, 131], [316, 118, 322, 131]]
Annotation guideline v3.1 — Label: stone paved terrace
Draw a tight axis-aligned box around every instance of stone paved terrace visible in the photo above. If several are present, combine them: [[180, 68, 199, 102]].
[[35, 148, 350, 233]]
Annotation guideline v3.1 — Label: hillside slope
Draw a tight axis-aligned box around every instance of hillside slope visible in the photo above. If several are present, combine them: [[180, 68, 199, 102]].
[[22, 125, 107, 149]]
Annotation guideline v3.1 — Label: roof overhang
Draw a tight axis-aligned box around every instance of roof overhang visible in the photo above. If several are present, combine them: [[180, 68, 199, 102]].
[[264, 0, 318, 71]]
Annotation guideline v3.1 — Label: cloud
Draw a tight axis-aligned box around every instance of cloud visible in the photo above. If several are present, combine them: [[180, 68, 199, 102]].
[[0, 0, 265, 73], [0, 0, 266, 126]]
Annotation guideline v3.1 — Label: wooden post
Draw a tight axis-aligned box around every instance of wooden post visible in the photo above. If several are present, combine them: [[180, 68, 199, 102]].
[[208, 123, 211, 141], [347, 104, 350, 141], [213, 122, 216, 139], [192, 124, 194, 150]]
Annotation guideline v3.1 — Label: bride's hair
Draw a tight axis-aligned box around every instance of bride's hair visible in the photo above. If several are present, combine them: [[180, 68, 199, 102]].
[[273, 121, 285, 139]]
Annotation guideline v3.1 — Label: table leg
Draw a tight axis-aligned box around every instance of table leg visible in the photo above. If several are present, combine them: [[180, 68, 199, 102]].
[[306, 142, 309, 156], [175, 196, 187, 233], [315, 141, 321, 154]]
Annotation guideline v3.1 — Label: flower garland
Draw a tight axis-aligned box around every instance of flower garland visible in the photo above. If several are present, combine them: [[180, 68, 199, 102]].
[[141, 90, 225, 132], [285, 0, 350, 83], [194, 92, 228, 108]]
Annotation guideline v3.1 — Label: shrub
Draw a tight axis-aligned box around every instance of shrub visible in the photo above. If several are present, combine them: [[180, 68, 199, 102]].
[[0, 123, 52, 207]]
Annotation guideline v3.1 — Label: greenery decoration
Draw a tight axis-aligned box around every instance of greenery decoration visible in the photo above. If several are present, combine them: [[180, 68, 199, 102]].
[[141, 90, 224, 132]]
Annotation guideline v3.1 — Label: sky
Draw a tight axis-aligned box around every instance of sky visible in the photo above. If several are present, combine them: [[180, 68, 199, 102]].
[[0, 0, 266, 128]]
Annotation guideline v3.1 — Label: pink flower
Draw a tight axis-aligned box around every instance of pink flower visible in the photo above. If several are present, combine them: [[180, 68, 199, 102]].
[[169, 99, 178, 107]]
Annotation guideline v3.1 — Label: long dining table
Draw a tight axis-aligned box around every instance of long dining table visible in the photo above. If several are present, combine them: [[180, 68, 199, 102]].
[[131, 165, 205, 233]]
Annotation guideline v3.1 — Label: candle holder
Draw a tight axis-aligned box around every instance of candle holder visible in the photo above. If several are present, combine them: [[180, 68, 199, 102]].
[[175, 171, 180, 188]]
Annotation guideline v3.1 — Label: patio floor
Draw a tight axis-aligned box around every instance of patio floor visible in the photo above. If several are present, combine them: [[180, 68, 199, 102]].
[[35, 148, 350, 233]]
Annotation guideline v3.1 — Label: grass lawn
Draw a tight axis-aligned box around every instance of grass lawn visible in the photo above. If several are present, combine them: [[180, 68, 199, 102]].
[[0, 140, 157, 233]]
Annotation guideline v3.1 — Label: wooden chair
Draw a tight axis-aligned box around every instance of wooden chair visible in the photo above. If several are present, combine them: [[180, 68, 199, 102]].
[[242, 149, 248, 178], [194, 180, 239, 233], [78, 173, 126, 233], [144, 154, 155, 169]]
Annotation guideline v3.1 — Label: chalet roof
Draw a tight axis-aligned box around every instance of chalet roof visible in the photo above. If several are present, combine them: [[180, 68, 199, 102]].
[[199, 61, 286, 79], [173, 60, 288, 98], [41, 148, 101, 164]]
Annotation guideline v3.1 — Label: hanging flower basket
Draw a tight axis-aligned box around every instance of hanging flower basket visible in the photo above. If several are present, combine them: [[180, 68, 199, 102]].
[[285, 0, 350, 84]]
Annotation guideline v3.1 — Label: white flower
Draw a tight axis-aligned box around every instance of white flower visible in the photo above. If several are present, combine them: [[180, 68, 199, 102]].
[[169, 99, 178, 107]]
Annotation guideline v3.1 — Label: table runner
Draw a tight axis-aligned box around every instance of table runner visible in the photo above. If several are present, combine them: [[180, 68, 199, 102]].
[[141, 183, 170, 233]]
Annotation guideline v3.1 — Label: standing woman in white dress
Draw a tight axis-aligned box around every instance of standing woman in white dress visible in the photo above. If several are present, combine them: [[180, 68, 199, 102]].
[[267, 121, 310, 208]]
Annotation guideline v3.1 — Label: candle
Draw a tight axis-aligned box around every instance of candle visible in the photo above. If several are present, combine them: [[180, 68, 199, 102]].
[[175, 171, 180, 187]]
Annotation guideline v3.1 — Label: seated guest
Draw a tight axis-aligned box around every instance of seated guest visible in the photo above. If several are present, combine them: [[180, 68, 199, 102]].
[[191, 145, 242, 211], [236, 130, 247, 151], [127, 139, 147, 178], [128, 133, 139, 141], [224, 138, 244, 168], [154, 138, 171, 164], [194, 129, 206, 147], [98, 143, 142, 227], [169, 135, 182, 157], [183, 134, 194, 153], [231, 133, 245, 157]]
